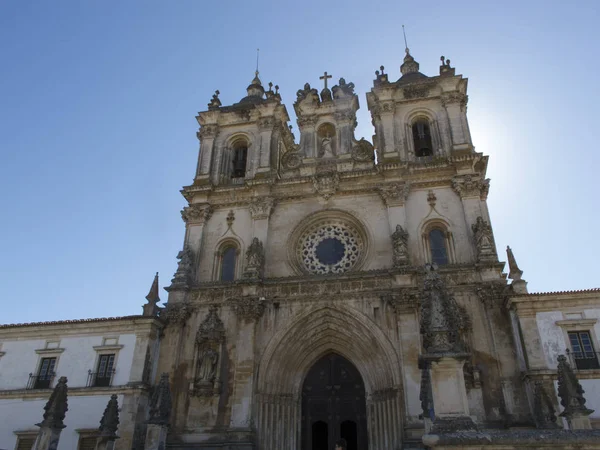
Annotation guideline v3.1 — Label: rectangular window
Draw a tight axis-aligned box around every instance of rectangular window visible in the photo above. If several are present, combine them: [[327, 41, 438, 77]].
[[33, 357, 56, 389], [568, 331, 600, 370], [94, 354, 115, 387]]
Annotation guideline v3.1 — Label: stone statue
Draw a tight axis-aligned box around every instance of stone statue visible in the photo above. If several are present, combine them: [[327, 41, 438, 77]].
[[471, 216, 496, 261], [391, 225, 409, 267], [243, 237, 265, 279], [321, 135, 334, 158], [171, 246, 194, 286], [332, 77, 355, 99], [197, 348, 219, 382]]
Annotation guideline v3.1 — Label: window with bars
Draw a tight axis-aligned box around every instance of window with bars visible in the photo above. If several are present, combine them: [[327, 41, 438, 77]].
[[33, 357, 56, 389], [94, 354, 115, 387], [568, 331, 600, 370]]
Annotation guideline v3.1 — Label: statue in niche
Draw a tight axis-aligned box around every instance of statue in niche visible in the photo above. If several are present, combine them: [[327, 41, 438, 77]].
[[321, 134, 335, 158], [243, 237, 265, 279], [391, 225, 409, 267], [471, 216, 496, 261], [197, 347, 219, 382]]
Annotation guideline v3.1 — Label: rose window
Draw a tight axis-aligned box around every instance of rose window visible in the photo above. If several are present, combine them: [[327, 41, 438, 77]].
[[297, 220, 364, 274]]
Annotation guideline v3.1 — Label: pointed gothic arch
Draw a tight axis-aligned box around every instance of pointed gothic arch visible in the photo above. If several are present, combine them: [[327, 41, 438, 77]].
[[255, 305, 404, 450]]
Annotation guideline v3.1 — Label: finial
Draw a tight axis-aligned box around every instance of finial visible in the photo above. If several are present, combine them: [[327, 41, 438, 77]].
[[145, 273, 160, 304], [99, 394, 120, 438], [275, 85, 279, 94], [380, 65, 385, 74], [506, 246, 523, 280], [268, 81, 273, 91], [38, 376, 69, 429], [402, 25, 409, 54], [256, 48, 260, 74]]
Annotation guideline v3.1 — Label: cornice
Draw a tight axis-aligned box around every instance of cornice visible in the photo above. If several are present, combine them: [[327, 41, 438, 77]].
[[508, 290, 600, 314], [0, 316, 163, 339], [523, 369, 600, 381], [0, 384, 150, 400]]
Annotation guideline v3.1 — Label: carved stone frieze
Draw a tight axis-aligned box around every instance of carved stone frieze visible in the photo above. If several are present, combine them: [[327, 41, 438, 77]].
[[296, 115, 317, 128], [248, 197, 275, 220], [228, 297, 266, 322], [384, 290, 419, 314], [378, 183, 410, 207], [476, 282, 509, 309], [472, 216, 497, 262], [334, 110, 355, 122], [441, 92, 468, 108], [312, 172, 340, 200], [198, 125, 218, 139], [281, 151, 302, 170], [162, 301, 193, 326], [452, 175, 490, 200], [258, 117, 275, 130], [181, 204, 213, 224], [403, 86, 430, 100], [196, 306, 226, 344]]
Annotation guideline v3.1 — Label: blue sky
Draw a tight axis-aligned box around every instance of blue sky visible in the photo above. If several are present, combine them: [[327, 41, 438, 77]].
[[1, 1, 598, 324]]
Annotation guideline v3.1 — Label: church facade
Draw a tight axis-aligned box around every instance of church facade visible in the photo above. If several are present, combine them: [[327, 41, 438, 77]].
[[2, 48, 600, 450], [154, 50, 541, 450]]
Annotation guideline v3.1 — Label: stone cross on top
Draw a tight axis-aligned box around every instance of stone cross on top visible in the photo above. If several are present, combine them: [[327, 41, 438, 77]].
[[319, 71, 332, 90]]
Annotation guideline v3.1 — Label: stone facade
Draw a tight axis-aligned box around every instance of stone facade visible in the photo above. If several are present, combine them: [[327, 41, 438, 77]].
[[156, 50, 533, 450], [2, 48, 600, 450]]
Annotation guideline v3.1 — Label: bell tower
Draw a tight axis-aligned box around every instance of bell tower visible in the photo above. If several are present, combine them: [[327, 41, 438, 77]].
[[194, 71, 293, 186], [367, 49, 473, 162]]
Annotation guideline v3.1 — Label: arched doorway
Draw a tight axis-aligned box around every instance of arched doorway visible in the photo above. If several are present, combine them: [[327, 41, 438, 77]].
[[301, 353, 367, 450]]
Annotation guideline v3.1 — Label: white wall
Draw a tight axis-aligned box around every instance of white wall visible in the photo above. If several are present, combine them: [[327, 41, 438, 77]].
[[536, 311, 565, 368], [0, 394, 123, 450], [0, 334, 136, 390]]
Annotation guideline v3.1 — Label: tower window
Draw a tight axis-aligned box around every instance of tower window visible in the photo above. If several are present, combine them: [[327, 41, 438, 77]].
[[429, 229, 448, 265], [231, 146, 248, 178], [412, 120, 433, 157], [220, 246, 237, 281]]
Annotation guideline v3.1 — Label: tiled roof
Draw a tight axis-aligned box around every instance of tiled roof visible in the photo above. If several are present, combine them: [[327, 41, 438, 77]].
[[519, 288, 600, 297], [0, 315, 156, 329]]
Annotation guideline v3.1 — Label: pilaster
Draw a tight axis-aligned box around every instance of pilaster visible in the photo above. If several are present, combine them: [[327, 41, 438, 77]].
[[195, 124, 219, 179], [228, 297, 266, 428]]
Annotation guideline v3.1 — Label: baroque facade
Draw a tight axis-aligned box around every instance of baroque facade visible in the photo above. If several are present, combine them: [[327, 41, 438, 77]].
[[2, 48, 600, 450], [151, 49, 600, 449]]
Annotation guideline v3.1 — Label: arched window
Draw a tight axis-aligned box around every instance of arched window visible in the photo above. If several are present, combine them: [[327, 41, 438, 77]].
[[429, 229, 449, 265], [231, 144, 248, 178], [220, 246, 237, 281], [412, 120, 433, 157]]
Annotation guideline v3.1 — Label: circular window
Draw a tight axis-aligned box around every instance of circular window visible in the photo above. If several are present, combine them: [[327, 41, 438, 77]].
[[294, 216, 365, 275]]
